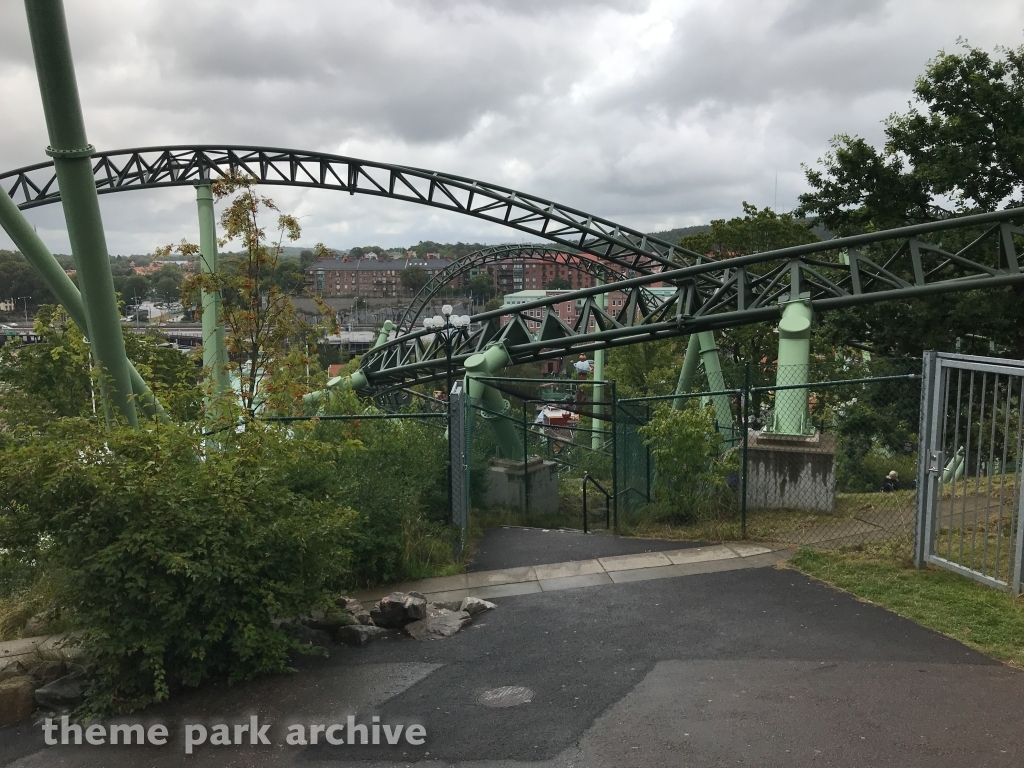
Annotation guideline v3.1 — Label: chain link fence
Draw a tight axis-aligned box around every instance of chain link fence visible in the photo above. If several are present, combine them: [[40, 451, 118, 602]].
[[614, 360, 922, 547]]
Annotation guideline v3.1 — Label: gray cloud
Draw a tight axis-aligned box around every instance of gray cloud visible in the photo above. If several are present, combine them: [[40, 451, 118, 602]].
[[1, 0, 1022, 255]]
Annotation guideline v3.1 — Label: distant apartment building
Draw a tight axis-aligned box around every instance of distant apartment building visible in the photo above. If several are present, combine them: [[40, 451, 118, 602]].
[[305, 258, 455, 298]]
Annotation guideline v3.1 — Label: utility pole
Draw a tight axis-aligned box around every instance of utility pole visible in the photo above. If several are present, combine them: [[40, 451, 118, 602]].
[[16, 295, 31, 323]]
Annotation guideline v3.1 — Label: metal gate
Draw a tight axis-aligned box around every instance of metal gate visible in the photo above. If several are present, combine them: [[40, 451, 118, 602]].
[[916, 351, 1024, 594]]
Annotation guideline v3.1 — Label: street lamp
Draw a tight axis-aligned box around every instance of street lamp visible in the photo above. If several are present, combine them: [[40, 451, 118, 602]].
[[16, 296, 31, 323], [423, 307, 471, 527]]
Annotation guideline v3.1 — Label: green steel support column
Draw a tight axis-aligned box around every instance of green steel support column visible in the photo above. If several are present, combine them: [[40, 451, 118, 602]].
[[464, 344, 523, 459], [23, 0, 136, 425], [771, 295, 813, 435], [591, 280, 606, 450], [672, 333, 701, 408], [195, 183, 230, 408], [374, 320, 395, 349], [697, 331, 735, 445], [0, 187, 165, 420]]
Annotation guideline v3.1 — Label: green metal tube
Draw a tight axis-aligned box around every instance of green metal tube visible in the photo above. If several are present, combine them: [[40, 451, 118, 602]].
[[195, 183, 230, 408], [941, 446, 966, 484], [697, 331, 735, 445], [24, 0, 136, 425], [0, 186, 165, 420], [464, 344, 522, 459], [672, 333, 701, 408], [591, 282, 606, 450], [375, 320, 395, 348], [771, 297, 813, 435]]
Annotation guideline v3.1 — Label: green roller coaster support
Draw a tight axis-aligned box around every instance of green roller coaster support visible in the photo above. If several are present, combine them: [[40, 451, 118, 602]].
[[672, 333, 702, 406], [770, 295, 813, 435], [591, 281, 606, 450], [0, 187, 166, 421], [375, 320, 395, 349], [23, 0, 137, 425], [673, 332, 734, 444], [195, 183, 230, 410], [464, 344, 523, 460], [942, 446, 966, 484], [696, 331, 735, 445]]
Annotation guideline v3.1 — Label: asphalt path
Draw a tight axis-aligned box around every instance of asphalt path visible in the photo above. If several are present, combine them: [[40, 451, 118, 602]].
[[468, 525, 702, 571], [4, 563, 1022, 767]]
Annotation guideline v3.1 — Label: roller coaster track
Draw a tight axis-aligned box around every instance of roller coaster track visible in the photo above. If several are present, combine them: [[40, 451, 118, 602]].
[[4, 146, 1024, 394]]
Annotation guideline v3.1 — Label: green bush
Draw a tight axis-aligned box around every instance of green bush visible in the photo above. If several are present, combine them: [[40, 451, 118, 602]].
[[0, 420, 357, 715], [639, 402, 738, 524]]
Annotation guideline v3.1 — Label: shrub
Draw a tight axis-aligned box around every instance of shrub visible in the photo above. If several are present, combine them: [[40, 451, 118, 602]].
[[0, 420, 357, 715], [639, 402, 737, 524]]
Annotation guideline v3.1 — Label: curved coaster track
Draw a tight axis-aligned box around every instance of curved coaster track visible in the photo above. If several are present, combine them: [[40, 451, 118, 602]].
[[4, 145, 1024, 396]]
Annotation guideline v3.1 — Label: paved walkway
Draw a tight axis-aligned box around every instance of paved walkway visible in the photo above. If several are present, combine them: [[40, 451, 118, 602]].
[[356, 540, 789, 604]]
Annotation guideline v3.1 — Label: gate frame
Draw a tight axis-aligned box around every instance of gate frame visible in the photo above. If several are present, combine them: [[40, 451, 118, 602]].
[[915, 351, 1024, 594]]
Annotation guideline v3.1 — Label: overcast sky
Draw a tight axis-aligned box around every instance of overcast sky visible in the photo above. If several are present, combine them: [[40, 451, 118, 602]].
[[1, 0, 1022, 256]]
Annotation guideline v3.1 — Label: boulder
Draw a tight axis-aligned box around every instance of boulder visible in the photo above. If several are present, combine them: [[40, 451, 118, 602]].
[[34, 674, 83, 711], [302, 608, 356, 632], [370, 592, 427, 629], [282, 622, 332, 650], [336, 625, 389, 647], [0, 661, 28, 684], [460, 597, 496, 617], [27, 660, 67, 685], [0, 676, 35, 726], [338, 597, 373, 625], [432, 601, 464, 612], [404, 611, 472, 641]]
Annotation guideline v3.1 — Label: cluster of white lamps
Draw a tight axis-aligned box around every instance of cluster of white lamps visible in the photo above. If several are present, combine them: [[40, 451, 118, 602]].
[[422, 304, 471, 330]]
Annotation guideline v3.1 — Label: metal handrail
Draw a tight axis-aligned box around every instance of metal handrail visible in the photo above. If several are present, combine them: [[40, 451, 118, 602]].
[[582, 472, 612, 533]]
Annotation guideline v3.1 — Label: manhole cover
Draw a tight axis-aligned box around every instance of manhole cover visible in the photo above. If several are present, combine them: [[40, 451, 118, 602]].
[[478, 686, 535, 708]]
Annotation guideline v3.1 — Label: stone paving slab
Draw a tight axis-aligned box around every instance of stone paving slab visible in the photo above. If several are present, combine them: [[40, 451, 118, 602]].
[[355, 542, 791, 604]]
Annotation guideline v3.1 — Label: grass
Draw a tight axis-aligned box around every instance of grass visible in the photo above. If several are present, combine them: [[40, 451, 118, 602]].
[[789, 537, 1024, 668]]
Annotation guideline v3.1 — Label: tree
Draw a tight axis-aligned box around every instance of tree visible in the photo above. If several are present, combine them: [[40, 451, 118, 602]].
[[797, 42, 1024, 358], [678, 205, 818, 371], [547, 277, 571, 290], [799, 42, 1024, 233], [0, 250, 57, 309], [466, 272, 496, 300], [272, 260, 307, 294], [400, 265, 429, 294], [604, 339, 684, 398], [180, 175, 336, 420]]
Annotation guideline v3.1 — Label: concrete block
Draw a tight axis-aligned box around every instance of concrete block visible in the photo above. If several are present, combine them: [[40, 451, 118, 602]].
[[745, 430, 837, 512]]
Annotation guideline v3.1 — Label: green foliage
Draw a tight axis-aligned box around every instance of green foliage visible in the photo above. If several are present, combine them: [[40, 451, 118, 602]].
[[639, 402, 737, 523], [399, 265, 429, 294], [0, 250, 58, 311], [546, 277, 571, 290], [484, 295, 504, 312], [604, 338, 683, 398], [0, 307, 202, 430], [0, 421, 358, 715], [679, 204, 819, 368], [797, 43, 1024, 359]]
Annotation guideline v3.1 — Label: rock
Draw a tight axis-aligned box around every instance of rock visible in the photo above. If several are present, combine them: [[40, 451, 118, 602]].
[[460, 597, 496, 617], [404, 611, 472, 640], [338, 597, 373, 625], [26, 660, 67, 685], [336, 624, 389, 647], [34, 674, 83, 711], [370, 592, 427, 629], [425, 604, 453, 618], [433, 601, 464, 612], [282, 622, 332, 649], [0, 661, 28, 683], [0, 676, 36, 726], [302, 608, 356, 632]]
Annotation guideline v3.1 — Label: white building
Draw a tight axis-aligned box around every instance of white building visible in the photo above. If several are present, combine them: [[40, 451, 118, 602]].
[[0, 298, 14, 313]]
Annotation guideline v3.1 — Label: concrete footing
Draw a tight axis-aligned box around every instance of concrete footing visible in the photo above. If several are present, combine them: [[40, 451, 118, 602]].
[[745, 430, 837, 512], [486, 457, 559, 514]]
